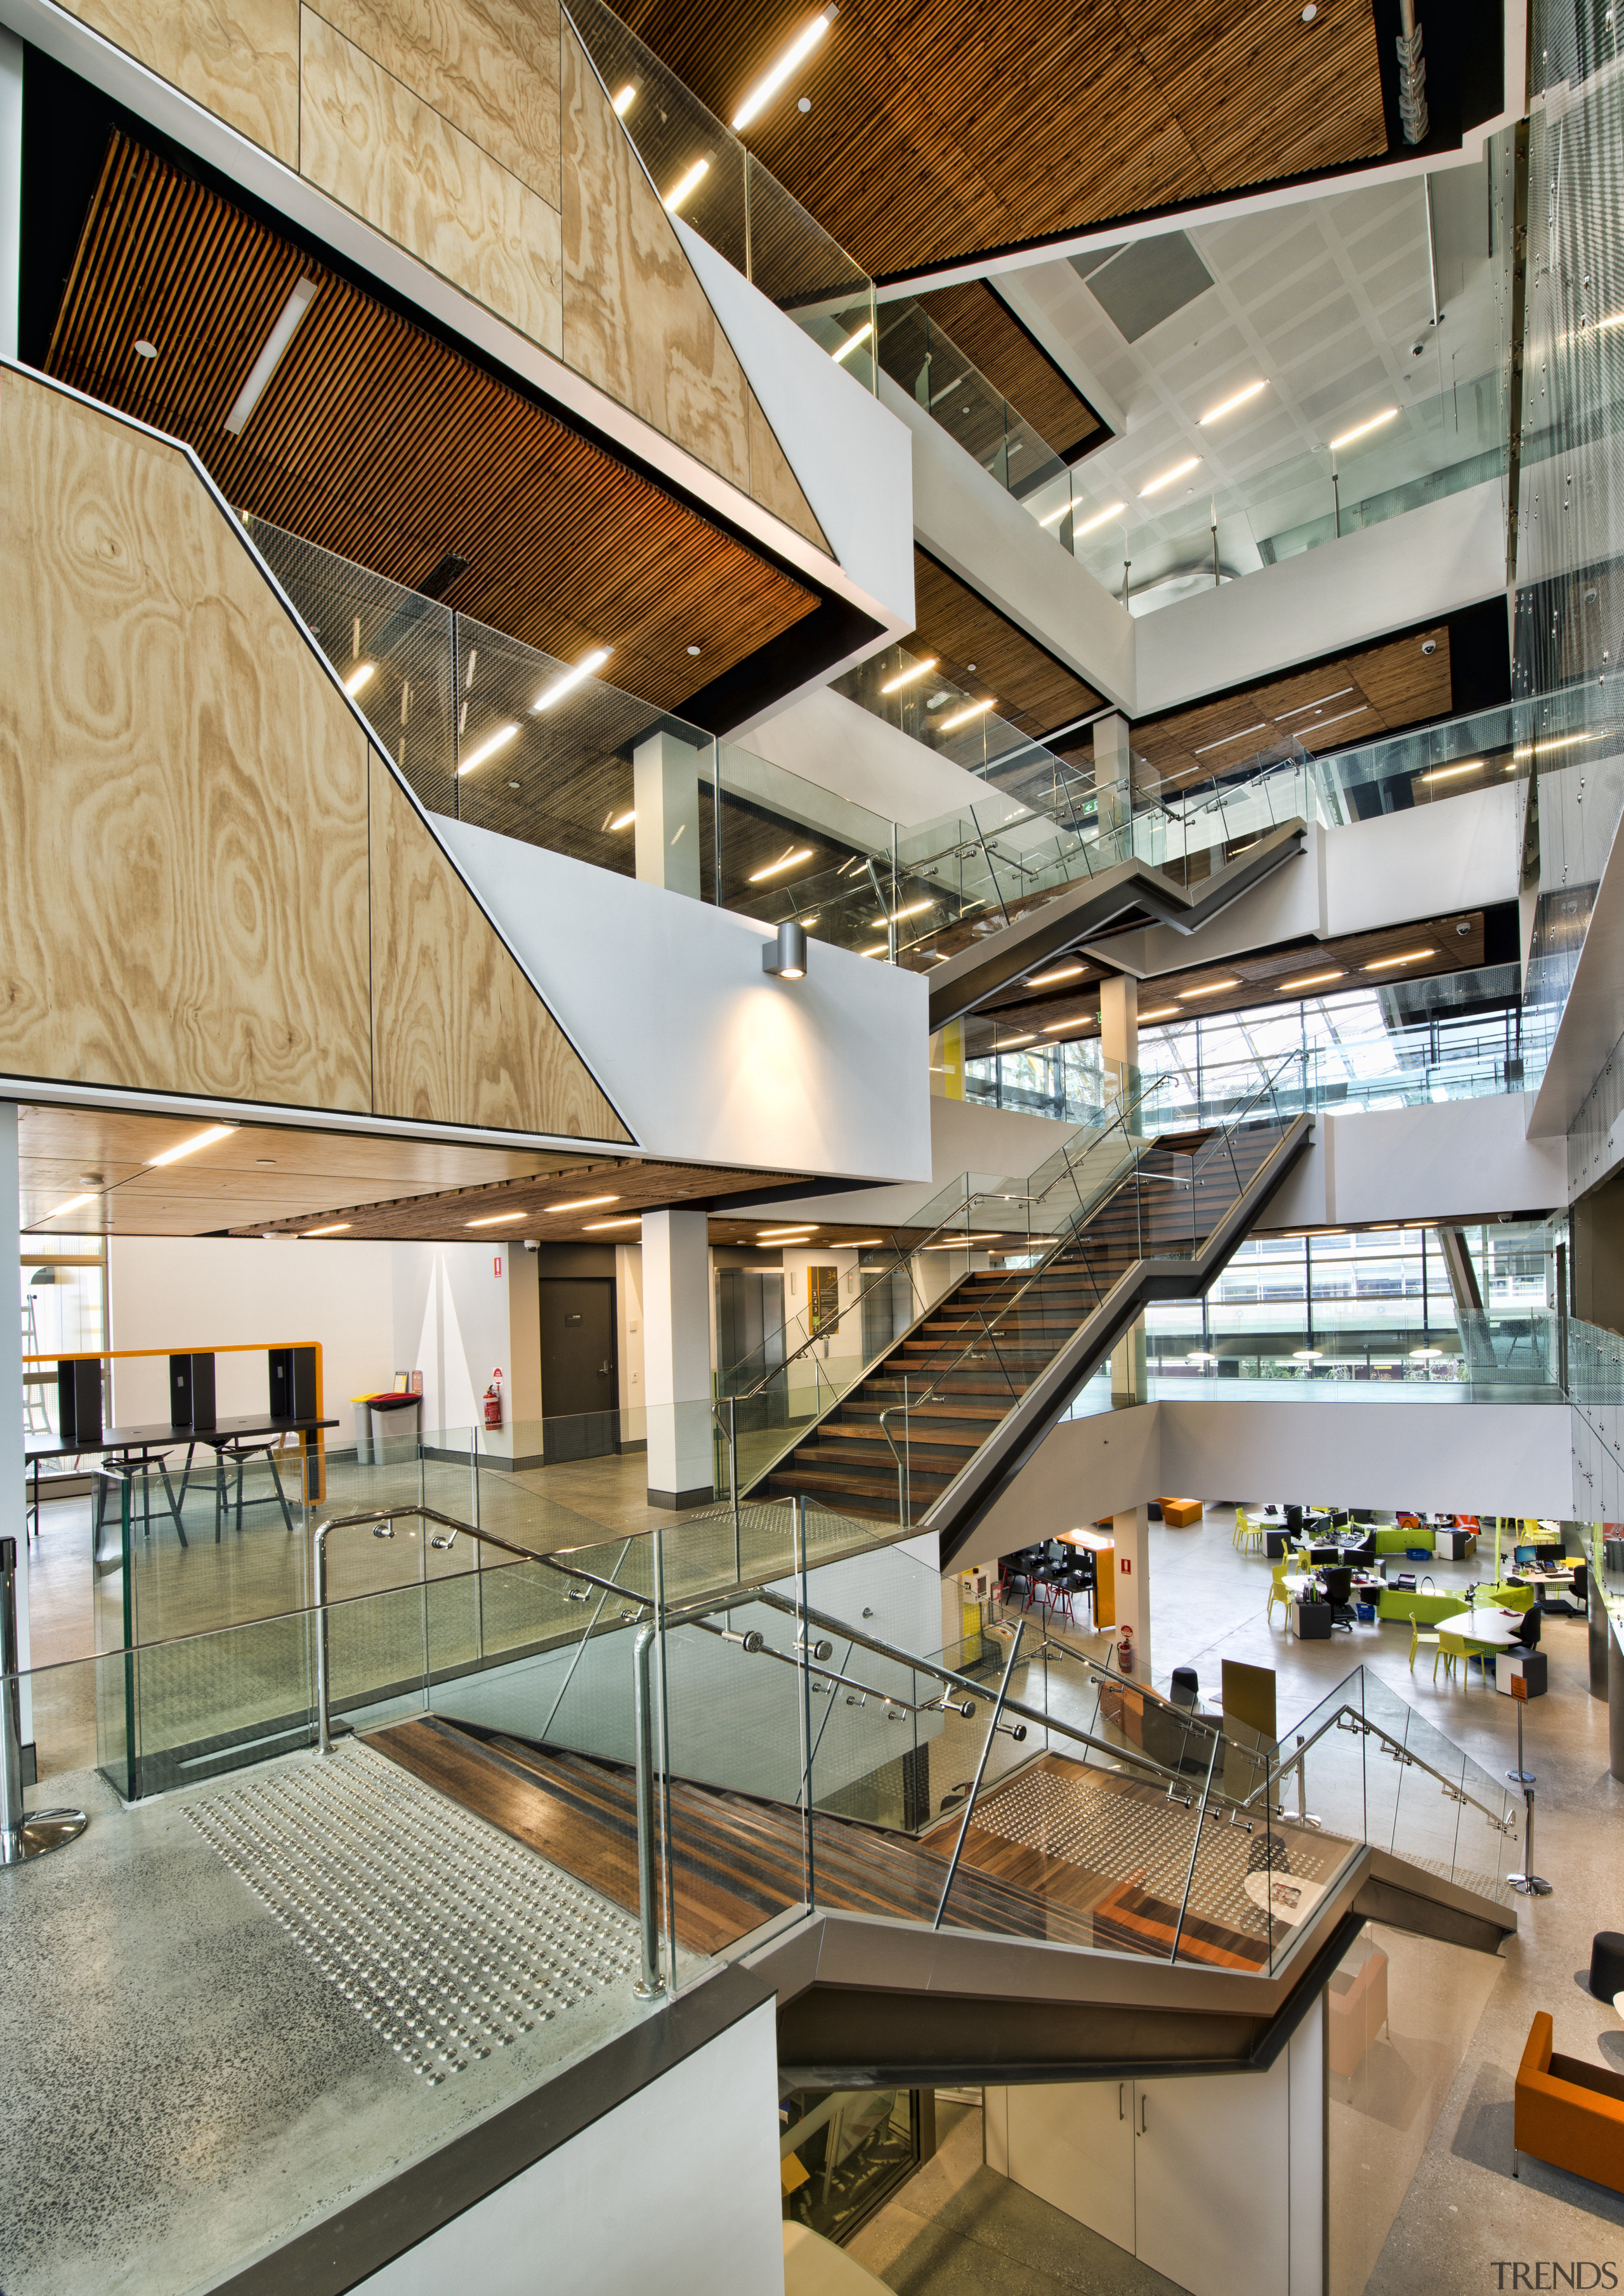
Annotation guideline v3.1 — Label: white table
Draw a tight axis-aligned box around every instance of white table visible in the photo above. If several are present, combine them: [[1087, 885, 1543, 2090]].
[[1435, 1608, 1525, 1648], [1243, 1869, 1326, 1926]]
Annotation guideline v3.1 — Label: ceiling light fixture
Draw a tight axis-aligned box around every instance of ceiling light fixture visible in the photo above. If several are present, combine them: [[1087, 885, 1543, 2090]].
[[1420, 760, 1486, 783], [45, 1192, 98, 1219], [832, 320, 873, 364], [1074, 502, 1127, 535], [731, 6, 835, 131], [1138, 1005, 1182, 1021], [1139, 457, 1202, 497], [1038, 498, 1075, 527], [1176, 979, 1241, 1000], [609, 809, 635, 831], [467, 1211, 524, 1227], [1278, 969, 1346, 990], [880, 656, 937, 693], [1330, 408, 1399, 450], [938, 699, 995, 731], [1199, 381, 1267, 424], [223, 277, 320, 436], [1040, 1020, 1080, 1033], [1274, 686, 1354, 721], [302, 1222, 351, 1237], [343, 662, 375, 696], [998, 1032, 1036, 1047], [612, 82, 636, 115], [584, 1216, 641, 1230], [1026, 963, 1084, 987], [547, 1196, 620, 1212], [664, 159, 710, 212], [749, 848, 814, 884], [148, 1123, 238, 1167], [763, 919, 808, 979], [889, 899, 935, 922], [757, 1225, 819, 1240], [1363, 948, 1436, 970], [859, 943, 887, 958], [533, 647, 612, 710], [133, 339, 158, 359], [457, 723, 519, 776], [1192, 722, 1269, 755]]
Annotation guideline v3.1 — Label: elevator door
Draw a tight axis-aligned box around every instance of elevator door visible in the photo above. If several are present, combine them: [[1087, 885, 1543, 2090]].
[[539, 1278, 617, 1461]]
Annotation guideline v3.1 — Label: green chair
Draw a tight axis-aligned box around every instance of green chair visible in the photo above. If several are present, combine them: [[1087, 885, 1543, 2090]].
[[1483, 1583, 1536, 1614], [1267, 1560, 1290, 1627], [1435, 1629, 1476, 1686], [1408, 1612, 1440, 1672]]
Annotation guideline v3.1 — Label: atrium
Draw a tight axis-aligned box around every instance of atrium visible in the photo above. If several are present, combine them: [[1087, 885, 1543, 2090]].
[[2, 3, 1623, 2293]]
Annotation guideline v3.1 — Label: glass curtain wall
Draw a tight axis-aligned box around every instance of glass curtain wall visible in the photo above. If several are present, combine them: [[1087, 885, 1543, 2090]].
[[20, 1232, 111, 1471]]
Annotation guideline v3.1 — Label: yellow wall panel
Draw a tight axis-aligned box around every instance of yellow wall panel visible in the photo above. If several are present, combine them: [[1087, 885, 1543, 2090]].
[[304, 0, 562, 210], [0, 379, 373, 1111], [299, 8, 563, 357], [368, 764, 631, 1142], [558, 20, 750, 494], [53, 0, 299, 163]]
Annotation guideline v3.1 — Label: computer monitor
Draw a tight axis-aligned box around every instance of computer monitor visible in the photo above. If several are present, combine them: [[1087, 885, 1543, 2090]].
[[1514, 1544, 1537, 1565]]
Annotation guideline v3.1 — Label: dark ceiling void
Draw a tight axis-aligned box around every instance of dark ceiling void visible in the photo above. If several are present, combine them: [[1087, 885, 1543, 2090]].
[[41, 129, 823, 715], [910, 282, 1105, 460], [614, 0, 1392, 280], [912, 549, 1103, 740]]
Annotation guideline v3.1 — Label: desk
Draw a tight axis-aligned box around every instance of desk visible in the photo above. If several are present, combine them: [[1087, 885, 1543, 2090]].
[[1058, 1529, 1113, 1627], [29, 1414, 338, 1558], [1436, 1608, 1524, 1649]]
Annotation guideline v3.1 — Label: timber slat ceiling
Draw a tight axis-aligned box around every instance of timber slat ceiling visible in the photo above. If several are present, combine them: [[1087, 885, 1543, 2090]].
[[615, 0, 1389, 278], [1134, 628, 1455, 794], [913, 282, 1102, 459], [44, 135, 818, 710], [913, 549, 1103, 737]]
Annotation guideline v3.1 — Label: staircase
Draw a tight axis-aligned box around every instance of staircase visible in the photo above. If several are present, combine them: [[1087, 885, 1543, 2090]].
[[750, 1093, 1311, 1551]]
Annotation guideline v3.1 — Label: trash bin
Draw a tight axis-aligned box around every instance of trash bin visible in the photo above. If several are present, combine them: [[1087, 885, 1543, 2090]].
[[352, 1392, 422, 1466]]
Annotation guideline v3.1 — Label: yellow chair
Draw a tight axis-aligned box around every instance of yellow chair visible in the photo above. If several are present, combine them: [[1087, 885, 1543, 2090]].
[[1267, 1561, 1290, 1626], [1435, 1629, 1479, 1687], [1233, 1506, 1252, 1550], [1408, 1612, 1440, 1673]]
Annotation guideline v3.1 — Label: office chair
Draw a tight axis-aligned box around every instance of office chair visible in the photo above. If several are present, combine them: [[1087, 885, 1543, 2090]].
[[1322, 1566, 1356, 1629]]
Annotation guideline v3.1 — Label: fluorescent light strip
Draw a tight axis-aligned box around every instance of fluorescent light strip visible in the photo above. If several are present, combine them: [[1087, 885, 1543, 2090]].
[[612, 83, 636, 115], [343, 662, 374, 696], [1176, 979, 1240, 1000], [748, 848, 814, 884], [533, 647, 612, 711], [547, 1196, 620, 1212], [881, 657, 936, 693], [832, 320, 872, 364], [302, 1222, 351, 1237], [1363, 948, 1436, 971], [46, 1192, 98, 1218], [664, 159, 709, 212], [148, 1123, 237, 1168], [457, 722, 519, 776], [1273, 686, 1352, 721], [757, 1227, 817, 1240], [467, 1211, 523, 1227], [938, 699, 995, 731], [859, 943, 887, 957], [1199, 380, 1267, 424], [1074, 502, 1126, 535], [609, 809, 635, 830], [890, 899, 934, 922], [1139, 456, 1202, 498], [1300, 704, 1373, 737], [998, 1033, 1035, 1046], [1040, 1020, 1081, 1033], [1277, 969, 1346, 991], [584, 1216, 641, 1230], [223, 277, 319, 436], [1420, 760, 1486, 783], [1192, 722, 1268, 755], [731, 8, 834, 129], [1026, 963, 1084, 988], [1138, 1005, 1182, 1021], [1330, 408, 1399, 450], [1038, 498, 1075, 527]]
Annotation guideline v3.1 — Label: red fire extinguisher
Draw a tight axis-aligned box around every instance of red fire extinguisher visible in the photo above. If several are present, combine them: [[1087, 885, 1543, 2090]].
[[1116, 1624, 1134, 1675], [483, 1370, 504, 1432]]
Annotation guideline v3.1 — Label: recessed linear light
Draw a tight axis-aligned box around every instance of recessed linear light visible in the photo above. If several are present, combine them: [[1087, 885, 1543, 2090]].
[[1278, 969, 1346, 991], [1200, 381, 1267, 424], [880, 656, 937, 694], [1139, 1005, 1182, 1021], [612, 82, 636, 115], [547, 1196, 620, 1212], [1041, 1019, 1083, 1033], [467, 1211, 524, 1227], [1274, 686, 1353, 721], [938, 699, 995, 731], [1193, 722, 1268, 755], [302, 1222, 351, 1237], [46, 1191, 99, 1218], [798, 913, 820, 929], [1176, 979, 1241, 1000], [609, 809, 636, 831], [584, 1216, 641, 1230], [1139, 456, 1202, 497], [533, 647, 612, 711], [1514, 732, 1606, 759], [1026, 963, 1084, 988], [1038, 497, 1076, 527], [748, 847, 814, 884], [1364, 948, 1436, 971], [997, 1033, 1036, 1047], [457, 722, 519, 777], [1074, 502, 1127, 535], [224, 277, 320, 436], [343, 662, 375, 696], [1330, 408, 1399, 450], [148, 1122, 237, 1167], [889, 898, 935, 922], [833, 320, 873, 364], [757, 1226, 818, 1240], [1420, 759, 1486, 783], [664, 158, 710, 212], [859, 943, 888, 957], [731, 6, 835, 131]]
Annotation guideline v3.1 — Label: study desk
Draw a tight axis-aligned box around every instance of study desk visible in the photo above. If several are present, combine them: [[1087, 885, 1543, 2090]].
[[1434, 1608, 1525, 1649], [1057, 1529, 1114, 1627], [28, 1415, 338, 1556]]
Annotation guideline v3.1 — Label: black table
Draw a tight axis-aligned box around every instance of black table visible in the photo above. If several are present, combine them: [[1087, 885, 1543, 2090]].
[[27, 1415, 338, 1551]]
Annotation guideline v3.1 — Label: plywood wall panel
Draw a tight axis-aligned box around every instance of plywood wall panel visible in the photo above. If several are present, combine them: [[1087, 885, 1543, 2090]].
[[747, 391, 829, 552], [0, 379, 374, 1111], [558, 20, 750, 493], [53, 0, 300, 164], [369, 763, 631, 1141], [304, 0, 564, 208], [299, 8, 563, 357]]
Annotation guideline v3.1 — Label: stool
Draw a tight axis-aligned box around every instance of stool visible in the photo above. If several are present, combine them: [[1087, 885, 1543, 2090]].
[[1589, 1933, 1624, 2004]]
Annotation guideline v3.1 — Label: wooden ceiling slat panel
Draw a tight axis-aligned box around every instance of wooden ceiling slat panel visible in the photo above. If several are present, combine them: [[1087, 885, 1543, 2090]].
[[613, 0, 1387, 277], [44, 135, 818, 711], [912, 549, 1101, 737], [913, 282, 1101, 460]]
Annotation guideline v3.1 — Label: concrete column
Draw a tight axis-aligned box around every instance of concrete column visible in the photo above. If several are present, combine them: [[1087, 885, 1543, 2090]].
[[633, 731, 703, 900], [1111, 1504, 1150, 1685], [1111, 1321, 1147, 1402], [1099, 973, 1138, 1101], [1093, 712, 1132, 838], [640, 1208, 713, 1507]]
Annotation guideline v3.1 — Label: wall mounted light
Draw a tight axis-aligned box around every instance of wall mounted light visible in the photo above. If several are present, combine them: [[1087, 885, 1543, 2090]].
[[763, 920, 808, 979]]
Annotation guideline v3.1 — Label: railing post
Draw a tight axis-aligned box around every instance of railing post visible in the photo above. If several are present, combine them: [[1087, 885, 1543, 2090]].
[[632, 1616, 666, 1997], [1169, 1718, 1221, 1964], [728, 1397, 742, 1581], [933, 1620, 1024, 1929], [791, 1495, 816, 1908], [314, 1522, 334, 1755], [0, 1534, 86, 1865]]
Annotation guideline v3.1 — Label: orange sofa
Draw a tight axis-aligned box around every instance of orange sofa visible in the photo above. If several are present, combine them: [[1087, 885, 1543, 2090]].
[[1514, 2014, 1624, 2193]]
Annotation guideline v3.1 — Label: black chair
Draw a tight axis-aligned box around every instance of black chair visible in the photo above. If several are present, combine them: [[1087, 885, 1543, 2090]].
[[1345, 1530, 1377, 1565], [1323, 1567, 1355, 1629], [1514, 1608, 1542, 1651]]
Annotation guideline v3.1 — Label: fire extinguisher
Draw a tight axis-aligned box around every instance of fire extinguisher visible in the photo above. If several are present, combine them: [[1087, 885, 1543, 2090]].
[[482, 1370, 504, 1432], [1116, 1624, 1134, 1674]]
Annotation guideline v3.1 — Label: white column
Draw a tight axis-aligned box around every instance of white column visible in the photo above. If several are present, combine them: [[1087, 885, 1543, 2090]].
[[1099, 973, 1139, 1083], [632, 731, 703, 900], [639, 1208, 712, 1507], [1092, 712, 1132, 837], [0, 1106, 29, 1699], [1111, 1504, 1151, 1685]]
